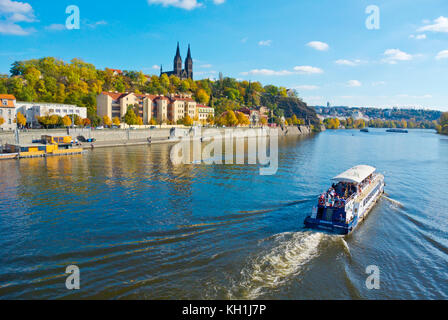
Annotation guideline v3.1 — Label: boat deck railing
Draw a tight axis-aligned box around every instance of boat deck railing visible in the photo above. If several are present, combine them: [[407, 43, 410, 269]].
[[355, 174, 382, 203]]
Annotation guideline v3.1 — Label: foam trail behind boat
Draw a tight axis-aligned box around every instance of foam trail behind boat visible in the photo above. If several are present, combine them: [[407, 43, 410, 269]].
[[383, 196, 404, 208], [229, 231, 326, 299]]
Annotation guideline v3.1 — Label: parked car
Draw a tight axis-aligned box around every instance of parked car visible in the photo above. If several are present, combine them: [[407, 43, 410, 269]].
[[96, 126, 104, 130], [77, 136, 96, 143]]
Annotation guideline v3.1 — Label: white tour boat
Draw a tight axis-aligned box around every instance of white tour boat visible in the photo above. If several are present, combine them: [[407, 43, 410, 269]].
[[304, 165, 385, 235]]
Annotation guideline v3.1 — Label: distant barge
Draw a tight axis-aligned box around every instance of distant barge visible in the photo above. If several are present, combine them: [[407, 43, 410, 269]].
[[386, 129, 408, 133]]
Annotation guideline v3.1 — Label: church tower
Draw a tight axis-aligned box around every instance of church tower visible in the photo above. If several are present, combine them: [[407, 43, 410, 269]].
[[185, 44, 193, 80], [173, 42, 182, 77]]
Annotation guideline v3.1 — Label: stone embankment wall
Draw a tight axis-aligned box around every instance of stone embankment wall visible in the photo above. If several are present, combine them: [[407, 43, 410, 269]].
[[0, 125, 314, 147]]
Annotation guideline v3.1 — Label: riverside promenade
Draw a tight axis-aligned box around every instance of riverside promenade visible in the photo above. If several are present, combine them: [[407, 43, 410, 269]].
[[0, 125, 314, 151]]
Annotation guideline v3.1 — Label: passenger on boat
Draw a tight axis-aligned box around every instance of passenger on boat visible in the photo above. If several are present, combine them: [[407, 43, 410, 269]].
[[319, 194, 325, 207], [336, 183, 344, 197]]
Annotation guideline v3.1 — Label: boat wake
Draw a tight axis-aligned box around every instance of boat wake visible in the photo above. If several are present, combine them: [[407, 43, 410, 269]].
[[228, 231, 329, 299], [383, 195, 404, 208]]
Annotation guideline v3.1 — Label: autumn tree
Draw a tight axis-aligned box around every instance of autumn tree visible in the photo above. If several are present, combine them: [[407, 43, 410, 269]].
[[62, 115, 72, 127], [113, 117, 120, 126], [124, 107, 138, 125], [0, 116, 5, 126], [183, 115, 193, 126], [15, 112, 27, 128], [137, 117, 143, 126], [102, 115, 112, 127], [206, 114, 214, 125], [195, 89, 210, 105], [236, 112, 250, 126], [224, 110, 238, 127], [82, 118, 91, 127]]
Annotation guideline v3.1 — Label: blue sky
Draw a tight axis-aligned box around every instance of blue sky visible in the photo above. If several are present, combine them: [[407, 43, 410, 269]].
[[0, 0, 447, 110]]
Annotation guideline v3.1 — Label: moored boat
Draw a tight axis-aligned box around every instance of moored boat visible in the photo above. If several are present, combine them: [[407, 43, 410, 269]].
[[360, 128, 369, 133], [304, 165, 385, 235]]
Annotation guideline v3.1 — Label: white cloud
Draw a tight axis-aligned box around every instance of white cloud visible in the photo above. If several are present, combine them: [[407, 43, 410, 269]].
[[241, 65, 323, 77], [0, 0, 36, 35], [196, 70, 217, 76], [396, 94, 432, 99], [241, 37, 248, 43], [86, 20, 107, 29], [147, 0, 202, 10], [303, 96, 324, 102], [294, 85, 319, 91], [347, 80, 362, 87], [0, 21, 33, 35], [200, 64, 212, 68], [241, 69, 293, 76], [213, 0, 225, 4], [0, 0, 33, 15], [436, 50, 448, 60], [45, 24, 65, 31], [258, 40, 272, 46], [152, 65, 160, 70], [372, 81, 386, 86], [293, 65, 324, 74], [335, 59, 363, 66], [382, 49, 413, 64], [418, 16, 448, 33], [306, 41, 329, 51], [409, 34, 426, 40]]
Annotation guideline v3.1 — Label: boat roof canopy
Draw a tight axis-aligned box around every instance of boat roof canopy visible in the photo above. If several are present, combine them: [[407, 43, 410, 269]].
[[332, 165, 376, 184]]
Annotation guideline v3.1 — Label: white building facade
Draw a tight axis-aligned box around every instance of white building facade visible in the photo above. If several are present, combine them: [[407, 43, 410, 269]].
[[15, 102, 87, 128]]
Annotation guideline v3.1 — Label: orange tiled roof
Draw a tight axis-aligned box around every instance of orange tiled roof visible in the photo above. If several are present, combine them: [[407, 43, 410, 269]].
[[107, 68, 123, 74], [0, 94, 16, 100], [0, 94, 16, 108], [102, 92, 125, 100], [171, 97, 195, 103]]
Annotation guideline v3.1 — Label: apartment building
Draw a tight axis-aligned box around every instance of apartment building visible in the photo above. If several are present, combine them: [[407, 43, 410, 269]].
[[0, 94, 16, 131], [1, 95, 87, 130], [15, 102, 86, 127], [197, 105, 214, 122], [97, 92, 214, 125]]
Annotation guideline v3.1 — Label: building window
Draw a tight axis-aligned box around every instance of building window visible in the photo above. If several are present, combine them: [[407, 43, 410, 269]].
[[8, 110, 11, 115], [0, 109, 2, 115], [2, 100, 7, 106], [56, 109, 61, 113], [76, 110, 80, 113]]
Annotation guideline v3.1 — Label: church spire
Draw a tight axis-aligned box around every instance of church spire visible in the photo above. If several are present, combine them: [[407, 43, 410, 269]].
[[186, 44, 192, 59], [175, 42, 181, 58], [174, 42, 182, 76], [185, 43, 193, 80]]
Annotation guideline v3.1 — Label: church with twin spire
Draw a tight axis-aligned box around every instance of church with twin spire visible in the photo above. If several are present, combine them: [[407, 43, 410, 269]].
[[160, 42, 193, 80]]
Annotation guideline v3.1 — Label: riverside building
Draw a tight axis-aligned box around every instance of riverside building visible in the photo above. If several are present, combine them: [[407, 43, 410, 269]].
[[96, 92, 214, 125]]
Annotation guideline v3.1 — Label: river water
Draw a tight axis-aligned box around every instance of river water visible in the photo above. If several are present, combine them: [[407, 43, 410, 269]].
[[0, 129, 447, 299]]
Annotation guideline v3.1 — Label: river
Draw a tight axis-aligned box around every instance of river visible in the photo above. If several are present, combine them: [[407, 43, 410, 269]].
[[0, 129, 447, 299]]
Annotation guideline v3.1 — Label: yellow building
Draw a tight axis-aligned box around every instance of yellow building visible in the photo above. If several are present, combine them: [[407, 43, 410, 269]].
[[96, 92, 212, 125]]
